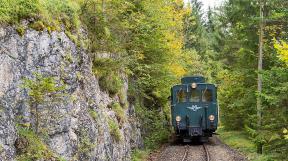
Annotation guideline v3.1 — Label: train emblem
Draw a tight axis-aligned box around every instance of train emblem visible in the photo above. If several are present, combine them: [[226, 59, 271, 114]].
[[187, 105, 202, 111]]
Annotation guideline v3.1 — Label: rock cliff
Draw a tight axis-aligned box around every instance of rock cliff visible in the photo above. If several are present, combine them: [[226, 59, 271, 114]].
[[0, 26, 143, 161]]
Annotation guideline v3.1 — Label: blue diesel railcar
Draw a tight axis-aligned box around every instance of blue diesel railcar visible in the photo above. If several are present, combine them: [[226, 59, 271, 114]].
[[171, 76, 218, 142]]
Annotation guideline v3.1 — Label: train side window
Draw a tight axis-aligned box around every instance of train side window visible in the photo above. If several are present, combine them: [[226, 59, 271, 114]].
[[202, 89, 213, 102], [177, 90, 186, 103], [189, 89, 200, 102]]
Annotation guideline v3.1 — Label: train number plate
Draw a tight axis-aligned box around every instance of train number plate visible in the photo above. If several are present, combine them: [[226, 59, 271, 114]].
[[189, 127, 203, 136]]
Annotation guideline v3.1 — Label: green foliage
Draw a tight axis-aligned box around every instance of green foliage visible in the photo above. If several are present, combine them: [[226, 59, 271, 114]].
[[22, 73, 65, 104], [30, 21, 45, 31], [0, 0, 80, 31], [93, 58, 124, 95], [108, 118, 122, 142], [135, 102, 170, 150], [16, 25, 26, 37], [16, 127, 60, 161], [73, 128, 97, 159], [78, 0, 151, 53], [0, 144, 3, 153], [218, 128, 277, 161], [22, 73, 66, 133], [111, 102, 126, 124], [99, 74, 123, 95], [118, 90, 128, 108], [78, 135, 96, 155], [63, 52, 74, 63], [42, 0, 80, 30], [65, 31, 78, 45], [0, 0, 41, 24], [131, 149, 149, 161], [206, 0, 288, 158], [6, 0, 287, 158], [88, 109, 98, 121]]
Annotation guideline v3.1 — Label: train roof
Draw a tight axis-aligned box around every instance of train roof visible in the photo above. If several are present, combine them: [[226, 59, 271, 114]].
[[172, 76, 216, 89], [172, 83, 216, 89], [181, 76, 205, 84]]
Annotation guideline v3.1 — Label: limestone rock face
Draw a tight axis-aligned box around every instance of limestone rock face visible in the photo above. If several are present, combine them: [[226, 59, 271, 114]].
[[0, 26, 143, 161]]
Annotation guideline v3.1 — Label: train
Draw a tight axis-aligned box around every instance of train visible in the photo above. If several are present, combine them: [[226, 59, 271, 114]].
[[170, 76, 218, 142]]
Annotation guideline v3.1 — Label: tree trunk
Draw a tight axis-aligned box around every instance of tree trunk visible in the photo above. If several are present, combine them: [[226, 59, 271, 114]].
[[257, 0, 264, 154]]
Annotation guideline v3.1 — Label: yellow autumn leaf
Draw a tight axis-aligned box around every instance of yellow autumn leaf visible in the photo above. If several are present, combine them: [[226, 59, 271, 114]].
[[283, 128, 288, 134], [274, 40, 288, 66], [169, 63, 186, 77]]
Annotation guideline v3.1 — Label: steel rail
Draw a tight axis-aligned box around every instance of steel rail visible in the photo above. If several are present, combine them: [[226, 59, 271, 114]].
[[203, 144, 211, 161], [181, 145, 189, 161]]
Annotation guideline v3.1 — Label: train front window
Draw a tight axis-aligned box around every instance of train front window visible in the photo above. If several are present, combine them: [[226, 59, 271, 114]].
[[177, 89, 186, 103], [189, 89, 200, 102], [202, 89, 213, 102]]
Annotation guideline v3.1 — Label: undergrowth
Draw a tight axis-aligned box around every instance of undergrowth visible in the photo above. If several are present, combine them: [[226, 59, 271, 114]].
[[0, 0, 80, 32], [131, 101, 170, 161], [93, 58, 124, 95], [217, 127, 279, 161], [108, 118, 122, 142], [111, 102, 126, 125], [16, 127, 61, 161], [131, 149, 149, 161], [88, 109, 98, 121]]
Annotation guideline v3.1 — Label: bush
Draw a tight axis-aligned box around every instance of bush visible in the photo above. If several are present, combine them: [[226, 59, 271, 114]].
[[99, 73, 123, 95], [16, 127, 60, 161], [93, 58, 124, 95], [16, 25, 25, 36], [134, 102, 170, 150], [131, 150, 149, 161], [22, 73, 66, 134], [88, 109, 98, 121], [111, 102, 126, 124], [0, 0, 41, 24], [108, 118, 122, 142], [30, 21, 45, 31], [118, 90, 128, 108], [0, 0, 80, 31]]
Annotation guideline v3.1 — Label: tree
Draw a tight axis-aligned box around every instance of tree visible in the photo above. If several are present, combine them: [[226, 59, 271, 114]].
[[256, 0, 265, 154], [22, 74, 65, 134]]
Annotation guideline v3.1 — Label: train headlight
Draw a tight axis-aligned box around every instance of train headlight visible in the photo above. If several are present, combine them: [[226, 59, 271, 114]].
[[191, 83, 197, 88], [176, 116, 181, 122], [209, 115, 215, 121]]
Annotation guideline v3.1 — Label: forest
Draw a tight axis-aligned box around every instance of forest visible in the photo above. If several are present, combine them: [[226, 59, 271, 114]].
[[0, 0, 287, 160]]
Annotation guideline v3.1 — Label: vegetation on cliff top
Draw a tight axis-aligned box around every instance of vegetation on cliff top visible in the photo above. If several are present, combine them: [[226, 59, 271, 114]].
[[2, 0, 288, 160], [0, 0, 80, 31]]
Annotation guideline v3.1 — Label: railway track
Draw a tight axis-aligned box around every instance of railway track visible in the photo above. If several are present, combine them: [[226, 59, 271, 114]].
[[155, 136, 246, 161], [181, 145, 189, 161], [203, 144, 210, 161], [181, 144, 210, 161]]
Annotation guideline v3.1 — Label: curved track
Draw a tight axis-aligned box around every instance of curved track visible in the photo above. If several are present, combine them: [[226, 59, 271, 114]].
[[203, 144, 210, 161]]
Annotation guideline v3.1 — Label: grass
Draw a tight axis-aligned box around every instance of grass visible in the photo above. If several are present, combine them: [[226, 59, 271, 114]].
[[93, 58, 124, 95], [88, 109, 98, 121], [16, 25, 26, 36], [30, 20, 45, 31], [131, 149, 149, 161], [217, 127, 277, 161], [130, 102, 171, 161], [0, 0, 80, 31], [108, 118, 122, 142], [111, 102, 126, 125], [16, 127, 61, 161]]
